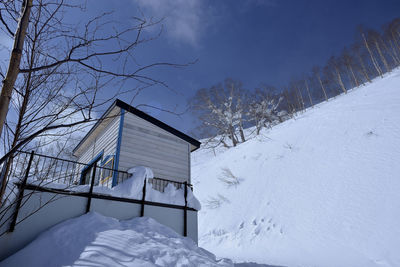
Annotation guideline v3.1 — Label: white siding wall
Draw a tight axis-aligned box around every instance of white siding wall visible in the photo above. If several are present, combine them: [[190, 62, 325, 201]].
[[75, 113, 121, 175], [119, 112, 190, 183]]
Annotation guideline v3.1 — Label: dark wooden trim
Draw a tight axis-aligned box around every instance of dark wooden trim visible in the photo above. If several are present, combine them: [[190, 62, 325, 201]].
[[21, 183, 198, 211], [85, 164, 97, 213], [73, 99, 201, 154], [115, 99, 201, 149], [140, 178, 146, 217], [9, 151, 34, 232], [183, 181, 188, 237]]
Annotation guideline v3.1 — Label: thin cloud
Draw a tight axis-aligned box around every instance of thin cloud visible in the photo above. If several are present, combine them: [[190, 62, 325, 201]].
[[133, 0, 210, 47]]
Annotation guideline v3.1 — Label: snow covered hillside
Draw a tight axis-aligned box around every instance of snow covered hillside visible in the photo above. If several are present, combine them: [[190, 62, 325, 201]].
[[0, 212, 232, 267], [192, 70, 400, 267]]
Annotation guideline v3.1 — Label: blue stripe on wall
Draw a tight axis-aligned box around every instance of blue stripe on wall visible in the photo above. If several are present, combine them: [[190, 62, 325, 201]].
[[112, 108, 125, 187]]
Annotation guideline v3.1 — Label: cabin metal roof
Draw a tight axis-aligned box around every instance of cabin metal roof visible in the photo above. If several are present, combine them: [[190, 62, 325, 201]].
[[72, 99, 201, 154]]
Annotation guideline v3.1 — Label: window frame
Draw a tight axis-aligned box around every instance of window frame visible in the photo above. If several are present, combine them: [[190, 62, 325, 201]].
[[100, 155, 114, 186]]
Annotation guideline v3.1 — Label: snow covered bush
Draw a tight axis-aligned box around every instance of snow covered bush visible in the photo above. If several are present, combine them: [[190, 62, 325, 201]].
[[218, 168, 242, 188], [205, 194, 230, 209]]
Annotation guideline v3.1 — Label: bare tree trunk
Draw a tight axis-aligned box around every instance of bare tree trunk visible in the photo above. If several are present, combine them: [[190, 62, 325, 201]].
[[229, 126, 237, 147], [256, 124, 261, 135], [374, 39, 391, 72], [356, 51, 371, 83], [0, 0, 32, 140], [334, 66, 347, 94], [283, 89, 296, 115], [347, 63, 359, 87], [388, 39, 400, 65], [391, 31, 400, 52], [304, 79, 313, 107], [316, 73, 328, 101], [362, 33, 383, 77], [239, 122, 245, 142], [0, 30, 37, 205], [297, 87, 305, 110]]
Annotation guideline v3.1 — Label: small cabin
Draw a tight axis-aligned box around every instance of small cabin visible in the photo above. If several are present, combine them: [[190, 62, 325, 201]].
[[73, 99, 201, 189]]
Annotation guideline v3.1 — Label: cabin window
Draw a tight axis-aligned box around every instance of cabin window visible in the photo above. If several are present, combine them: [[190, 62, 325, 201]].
[[100, 156, 114, 186], [81, 159, 102, 185], [80, 151, 103, 186]]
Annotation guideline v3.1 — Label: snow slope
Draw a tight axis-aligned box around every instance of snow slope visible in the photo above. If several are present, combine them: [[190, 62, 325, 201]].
[[192, 70, 400, 267], [0, 212, 232, 267]]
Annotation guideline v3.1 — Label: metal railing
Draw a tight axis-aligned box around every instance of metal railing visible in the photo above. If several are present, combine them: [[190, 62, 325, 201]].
[[1, 150, 195, 237], [5, 151, 129, 189], [3, 150, 192, 192]]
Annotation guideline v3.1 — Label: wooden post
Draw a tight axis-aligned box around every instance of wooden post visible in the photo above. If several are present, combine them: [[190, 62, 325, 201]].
[[140, 178, 147, 217], [85, 164, 96, 213], [9, 150, 34, 232], [184, 181, 188, 237]]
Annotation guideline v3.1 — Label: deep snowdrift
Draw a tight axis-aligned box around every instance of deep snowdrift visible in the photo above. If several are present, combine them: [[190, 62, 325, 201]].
[[0, 212, 231, 267], [192, 70, 400, 267]]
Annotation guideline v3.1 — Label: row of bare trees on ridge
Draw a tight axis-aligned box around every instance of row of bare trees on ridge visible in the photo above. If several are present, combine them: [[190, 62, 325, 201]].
[[191, 17, 400, 148]]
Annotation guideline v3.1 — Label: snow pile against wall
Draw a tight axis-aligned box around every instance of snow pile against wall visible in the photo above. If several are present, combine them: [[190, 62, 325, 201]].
[[192, 70, 400, 267], [0, 212, 230, 267], [117, 166, 201, 210], [16, 166, 200, 210]]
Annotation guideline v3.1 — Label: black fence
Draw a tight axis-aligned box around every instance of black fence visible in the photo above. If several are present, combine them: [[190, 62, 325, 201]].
[[4, 150, 191, 191], [5, 150, 129, 188], [1, 150, 194, 236]]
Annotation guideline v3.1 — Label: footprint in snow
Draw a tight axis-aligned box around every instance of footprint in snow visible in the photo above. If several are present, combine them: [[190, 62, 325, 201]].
[[254, 226, 262, 235]]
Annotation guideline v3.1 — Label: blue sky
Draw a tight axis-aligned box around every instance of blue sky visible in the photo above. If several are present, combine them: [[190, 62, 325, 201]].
[[2, 0, 400, 137], [105, 0, 400, 136]]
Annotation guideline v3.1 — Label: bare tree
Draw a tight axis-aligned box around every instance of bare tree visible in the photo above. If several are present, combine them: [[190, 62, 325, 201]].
[[359, 26, 383, 77], [292, 80, 306, 111], [0, 0, 189, 204], [367, 29, 391, 73], [341, 47, 360, 88], [351, 43, 371, 84], [247, 85, 283, 135], [326, 56, 347, 94], [303, 76, 313, 107], [312, 66, 328, 101], [282, 87, 298, 115], [190, 79, 248, 148], [382, 21, 400, 67], [0, 0, 32, 140]]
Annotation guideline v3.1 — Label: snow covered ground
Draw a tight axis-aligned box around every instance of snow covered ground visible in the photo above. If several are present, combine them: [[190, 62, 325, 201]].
[[192, 70, 400, 267], [2, 70, 399, 267], [0, 212, 232, 267]]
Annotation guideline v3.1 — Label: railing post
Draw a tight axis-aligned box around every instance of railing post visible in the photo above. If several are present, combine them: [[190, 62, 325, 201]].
[[85, 164, 96, 213], [9, 150, 34, 232], [184, 181, 188, 237], [140, 178, 147, 217]]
